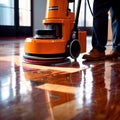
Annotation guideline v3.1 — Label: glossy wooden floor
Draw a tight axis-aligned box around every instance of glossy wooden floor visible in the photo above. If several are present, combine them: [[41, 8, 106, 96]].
[[0, 37, 120, 120]]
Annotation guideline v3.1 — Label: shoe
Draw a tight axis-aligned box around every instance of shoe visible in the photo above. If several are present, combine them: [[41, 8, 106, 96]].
[[82, 49, 105, 61], [106, 50, 120, 59]]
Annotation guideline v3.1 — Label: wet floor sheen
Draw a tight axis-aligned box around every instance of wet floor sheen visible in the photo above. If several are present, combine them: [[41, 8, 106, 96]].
[[0, 37, 120, 120]]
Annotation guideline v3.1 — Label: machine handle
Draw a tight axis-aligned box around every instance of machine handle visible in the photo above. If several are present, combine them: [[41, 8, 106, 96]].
[[70, 0, 82, 40], [74, 0, 82, 31]]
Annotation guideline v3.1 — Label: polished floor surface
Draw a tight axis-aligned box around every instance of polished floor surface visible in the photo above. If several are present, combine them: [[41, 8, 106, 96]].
[[0, 37, 120, 120]]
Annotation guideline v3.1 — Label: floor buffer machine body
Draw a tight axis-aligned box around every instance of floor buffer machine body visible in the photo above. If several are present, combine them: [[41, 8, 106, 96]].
[[23, 0, 86, 65]]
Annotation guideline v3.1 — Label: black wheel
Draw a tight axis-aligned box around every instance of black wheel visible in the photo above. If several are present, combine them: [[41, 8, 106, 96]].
[[69, 39, 81, 59]]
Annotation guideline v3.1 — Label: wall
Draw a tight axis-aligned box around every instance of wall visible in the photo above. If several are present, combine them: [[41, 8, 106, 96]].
[[33, 0, 46, 35]]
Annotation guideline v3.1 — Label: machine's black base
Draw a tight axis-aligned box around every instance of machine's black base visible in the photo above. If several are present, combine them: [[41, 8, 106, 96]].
[[23, 54, 71, 65]]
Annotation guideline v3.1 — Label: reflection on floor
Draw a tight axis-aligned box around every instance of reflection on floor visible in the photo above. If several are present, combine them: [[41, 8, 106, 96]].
[[0, 37, 120, 120]]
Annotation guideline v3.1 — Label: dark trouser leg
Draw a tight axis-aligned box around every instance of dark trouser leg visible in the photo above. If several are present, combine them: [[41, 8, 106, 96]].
[[110, 0, 120, 51], [92, 0, 111, 52]]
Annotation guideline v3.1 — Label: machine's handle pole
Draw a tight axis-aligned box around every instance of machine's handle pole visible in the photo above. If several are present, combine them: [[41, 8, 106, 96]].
[[73, 0, 82, 31]]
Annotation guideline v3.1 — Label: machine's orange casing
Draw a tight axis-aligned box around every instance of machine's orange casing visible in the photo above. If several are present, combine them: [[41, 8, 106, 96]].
[[24, 0, 86, 57]]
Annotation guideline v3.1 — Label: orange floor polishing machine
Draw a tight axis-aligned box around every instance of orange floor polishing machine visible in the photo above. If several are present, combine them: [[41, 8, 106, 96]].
[[23, 0, 86, 65]]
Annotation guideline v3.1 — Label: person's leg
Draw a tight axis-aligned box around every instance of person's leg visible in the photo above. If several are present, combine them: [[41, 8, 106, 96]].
[[83, 0, 111, 61], [111, 1, 120, 51], [106, 1, 120, 59], [92, 0, 111, 52]]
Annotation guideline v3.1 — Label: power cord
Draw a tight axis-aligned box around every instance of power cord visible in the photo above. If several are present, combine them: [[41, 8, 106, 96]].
[[86, 0, 93, 16], [86, 0, 99, 43]]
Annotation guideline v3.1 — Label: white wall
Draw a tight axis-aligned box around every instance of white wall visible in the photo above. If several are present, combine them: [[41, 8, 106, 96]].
[[33, 0, 46, 35]]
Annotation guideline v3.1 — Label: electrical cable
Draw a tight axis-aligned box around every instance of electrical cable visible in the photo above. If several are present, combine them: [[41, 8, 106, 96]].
[[86, 0, 99, 44], [86, 0, 93, 16]]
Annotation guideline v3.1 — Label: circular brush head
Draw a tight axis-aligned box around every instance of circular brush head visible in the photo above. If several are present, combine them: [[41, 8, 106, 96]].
[[23, 57, 71, 66]]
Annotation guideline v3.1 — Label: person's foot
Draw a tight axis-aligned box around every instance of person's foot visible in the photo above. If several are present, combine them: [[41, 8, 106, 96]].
[[82, 49, 105, 61], [106, 50, 120, 59]]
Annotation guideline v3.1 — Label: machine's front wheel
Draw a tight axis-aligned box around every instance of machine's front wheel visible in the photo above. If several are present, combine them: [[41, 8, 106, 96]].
[[69, 39, 81, 60]]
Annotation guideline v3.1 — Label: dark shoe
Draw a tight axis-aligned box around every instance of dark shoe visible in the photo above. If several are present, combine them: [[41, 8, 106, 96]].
[[82, 49, 105, 61], [106, 50, 120, 59]]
